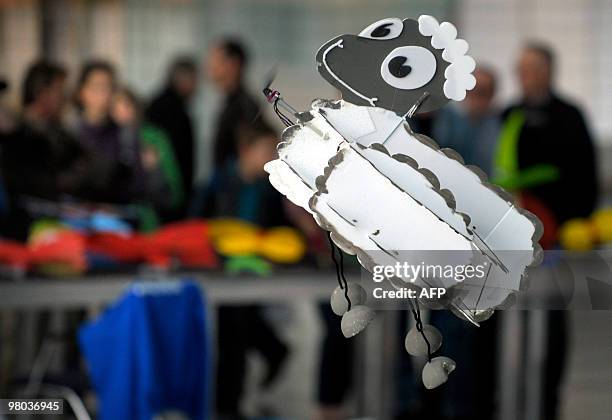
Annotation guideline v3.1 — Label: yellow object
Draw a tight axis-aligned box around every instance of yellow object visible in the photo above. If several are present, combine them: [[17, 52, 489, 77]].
[[208, 218, 259, 239], [592, 209, 612, 243], [260, 227, 307, 264], [209, 218, 306, 263], [215, 230, 260, 256], [559, 218, 595, 251]]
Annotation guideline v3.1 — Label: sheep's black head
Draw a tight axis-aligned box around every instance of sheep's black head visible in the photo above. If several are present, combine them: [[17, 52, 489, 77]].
[[316, 16, 476, 116]]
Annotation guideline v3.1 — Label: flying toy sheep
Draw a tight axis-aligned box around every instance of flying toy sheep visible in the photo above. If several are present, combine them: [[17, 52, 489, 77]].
[[263, 15, 542, 389]]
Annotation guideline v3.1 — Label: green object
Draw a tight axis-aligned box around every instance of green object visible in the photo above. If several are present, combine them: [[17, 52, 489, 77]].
[[140, 124, 184, 209], [493, 110, 560, 190], [494, 164, 560, 190], [225, 255, 272, 276], [134, 204, 159, 233], [495, 110, 524, 178]]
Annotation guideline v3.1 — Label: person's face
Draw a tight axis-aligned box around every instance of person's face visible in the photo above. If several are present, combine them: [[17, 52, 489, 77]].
[[518, 49, 551, 100], [465, 70, 495, 119], [239, 135, 277, 178], [111, 93, 137, 126], [80, 70, 114, 115], [174, 70, 198, 98], [38, 76, 66, 120], [206, 46, 240, 91]]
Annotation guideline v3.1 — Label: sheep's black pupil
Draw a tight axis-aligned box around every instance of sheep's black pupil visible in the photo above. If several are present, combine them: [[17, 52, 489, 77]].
[[371, 23, 392, 37], [388, 56, 412, 78]]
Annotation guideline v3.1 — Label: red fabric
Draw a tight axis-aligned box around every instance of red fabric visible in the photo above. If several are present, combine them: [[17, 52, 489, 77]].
[[0, 240, 29, 268], [87, 220, 218, 269], [87, 233, 148, 262], [0, 219, 218, 273], [146, 220, 218, 268], [519, 192, 558, 250]]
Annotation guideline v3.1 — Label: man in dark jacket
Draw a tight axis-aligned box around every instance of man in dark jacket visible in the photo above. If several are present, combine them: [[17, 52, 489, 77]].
[[206, 38, 260, 169], [497, 43, 599, 420], [146, 57, 198, 216], [0, 61, 89, 240], [496, 43, 598, 224]]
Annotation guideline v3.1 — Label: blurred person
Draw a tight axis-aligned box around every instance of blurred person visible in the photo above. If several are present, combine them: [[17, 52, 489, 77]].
[[73, 60, 144, 204], [433, 67, 500, 175], [0, 61, 89, 239], [0, 65, 92, 399], [206, 37, 259, 169], [146, 56, 197, 216], [112, 87, 184, 224], [192, 119, 285, 225], [192, 120, 288, 419], [0, 78, 15, 134], [496, 42, 598, 223], [496, 43, 599, 420]]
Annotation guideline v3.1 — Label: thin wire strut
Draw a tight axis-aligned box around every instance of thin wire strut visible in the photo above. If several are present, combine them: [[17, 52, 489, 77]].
[[410, 299, 432, 363], [327, 232, 352, 311]]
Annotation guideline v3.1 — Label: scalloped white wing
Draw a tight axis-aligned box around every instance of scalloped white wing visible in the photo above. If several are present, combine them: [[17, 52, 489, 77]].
[[310, 147, 475, 291], [276, 113, 346, 189], [264, 159, 313, 210]]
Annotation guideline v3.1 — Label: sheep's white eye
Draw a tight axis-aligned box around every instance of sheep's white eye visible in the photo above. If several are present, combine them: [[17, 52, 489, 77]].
[[358, 18, 403, 40], [380, 46, 437, 90]]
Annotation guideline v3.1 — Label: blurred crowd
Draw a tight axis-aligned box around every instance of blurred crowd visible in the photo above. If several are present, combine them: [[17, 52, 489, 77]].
[[0, 38, 305, 243], [0, 34, 601, 420]]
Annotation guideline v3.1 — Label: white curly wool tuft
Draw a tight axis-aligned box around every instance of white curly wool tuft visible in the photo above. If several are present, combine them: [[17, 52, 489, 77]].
[[417, 15, 476, 101]]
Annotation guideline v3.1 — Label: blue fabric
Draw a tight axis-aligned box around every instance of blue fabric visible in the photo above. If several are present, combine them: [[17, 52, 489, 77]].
[[64, 212, 132, 234], [79, 280, 210, 420]]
